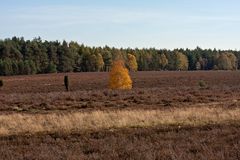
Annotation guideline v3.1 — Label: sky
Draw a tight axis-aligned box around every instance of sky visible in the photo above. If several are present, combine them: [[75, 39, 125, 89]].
[[0, 0, 240, 50]]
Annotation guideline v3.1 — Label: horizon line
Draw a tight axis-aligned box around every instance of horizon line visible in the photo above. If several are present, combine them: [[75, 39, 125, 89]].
[[1, 36, 240, 51]]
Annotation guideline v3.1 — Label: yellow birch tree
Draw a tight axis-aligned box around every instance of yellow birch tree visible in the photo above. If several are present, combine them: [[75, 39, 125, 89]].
[[109, 60, 132, 90]]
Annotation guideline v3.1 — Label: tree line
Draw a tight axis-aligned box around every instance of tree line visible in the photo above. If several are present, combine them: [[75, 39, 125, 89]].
[[0, 37, 239, 76]]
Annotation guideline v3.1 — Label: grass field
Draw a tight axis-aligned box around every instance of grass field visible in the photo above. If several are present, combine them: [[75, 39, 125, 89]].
[[0, 71, 240, 160]]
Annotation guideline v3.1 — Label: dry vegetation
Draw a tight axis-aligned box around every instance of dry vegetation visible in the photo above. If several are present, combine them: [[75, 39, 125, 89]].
[[0, 71, 240, 159], [0, 107, 240, 137]]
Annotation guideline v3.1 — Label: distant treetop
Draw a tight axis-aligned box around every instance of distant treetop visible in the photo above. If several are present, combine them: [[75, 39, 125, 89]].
[[0, 37, 239, 76]]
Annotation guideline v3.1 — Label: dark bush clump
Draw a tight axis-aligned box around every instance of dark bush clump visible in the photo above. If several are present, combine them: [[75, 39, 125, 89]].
[[198, 80, 207, 88], [64, 75, 69, 91], [0, 80, 3, 88]]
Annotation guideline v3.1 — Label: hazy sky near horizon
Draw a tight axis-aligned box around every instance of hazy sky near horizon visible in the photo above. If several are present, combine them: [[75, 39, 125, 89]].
[[1, 0, 240, 49]]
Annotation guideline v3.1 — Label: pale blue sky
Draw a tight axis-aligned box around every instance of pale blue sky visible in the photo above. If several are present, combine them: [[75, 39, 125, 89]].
[[0, 0, 240, 49]]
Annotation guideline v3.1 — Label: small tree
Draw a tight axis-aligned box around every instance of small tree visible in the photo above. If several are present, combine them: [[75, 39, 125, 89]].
[[64, 75, 69, 91], [103, 51, 112, 72], [127, 54, 138, 72], [96, 53, 104, 72], [109, 60, 132, 90], [217, 53, 231, 70], [159, 54, 168, 70], [195, 61, 201, 70], [227, 53, 237, 70], [175, 52, 189, 70]]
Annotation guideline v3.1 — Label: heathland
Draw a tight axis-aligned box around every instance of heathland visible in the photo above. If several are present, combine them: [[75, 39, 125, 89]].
[[0, 71, 240, 160]]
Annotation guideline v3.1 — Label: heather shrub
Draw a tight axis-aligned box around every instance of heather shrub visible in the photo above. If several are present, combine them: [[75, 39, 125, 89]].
[[198, 80, 207, 88]]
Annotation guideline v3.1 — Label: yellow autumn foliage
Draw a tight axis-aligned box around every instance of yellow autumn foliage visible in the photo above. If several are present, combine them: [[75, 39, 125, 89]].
[[109, 60, 132, 90], [127, 54, 138, 72]]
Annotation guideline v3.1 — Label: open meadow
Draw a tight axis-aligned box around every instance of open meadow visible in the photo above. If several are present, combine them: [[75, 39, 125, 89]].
[[0, 71, 240, 160]]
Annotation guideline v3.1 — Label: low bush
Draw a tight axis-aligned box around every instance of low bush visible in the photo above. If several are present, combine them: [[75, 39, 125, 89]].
[[64, 75, 69, 91], [0, 80, 3, 88], [198, 80, 207, 88]]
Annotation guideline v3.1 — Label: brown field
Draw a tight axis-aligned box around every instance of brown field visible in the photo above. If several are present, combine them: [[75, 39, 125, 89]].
[[1, 71, 240, 113], [0, 71, 240, 160]]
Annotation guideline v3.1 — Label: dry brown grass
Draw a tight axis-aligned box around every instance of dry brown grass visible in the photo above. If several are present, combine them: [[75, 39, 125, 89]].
[[0, 107, 240, 137]]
